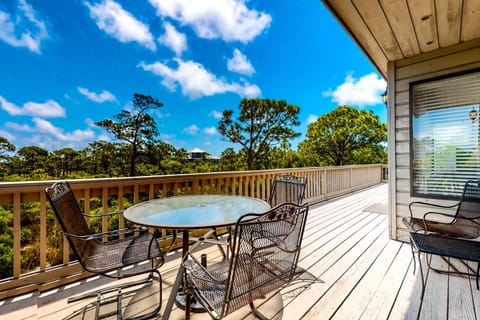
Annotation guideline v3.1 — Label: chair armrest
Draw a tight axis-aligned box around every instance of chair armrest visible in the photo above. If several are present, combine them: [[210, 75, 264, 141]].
[[423, 211, 457, 221], [64, 227, 148, 241], [408, 201, 459, 217]]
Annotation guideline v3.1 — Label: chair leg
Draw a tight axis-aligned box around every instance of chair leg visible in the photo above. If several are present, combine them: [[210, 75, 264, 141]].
[[65, 269, 162, 320], [249, 302, 270, 320], [409, 240, 417, 275], [417, 251, 426, 300]]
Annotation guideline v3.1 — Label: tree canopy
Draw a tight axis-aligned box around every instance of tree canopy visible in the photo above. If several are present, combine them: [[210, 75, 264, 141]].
[[218, 98, 301, 170], [95, 93, 163, 176], [298, 105, 387, 166]]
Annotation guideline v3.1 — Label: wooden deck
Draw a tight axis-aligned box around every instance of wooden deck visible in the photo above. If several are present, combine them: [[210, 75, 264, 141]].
[[2, 183, 480, 320]]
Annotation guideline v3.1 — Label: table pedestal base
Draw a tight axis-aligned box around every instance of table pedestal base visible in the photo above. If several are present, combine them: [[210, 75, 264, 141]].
[[174, 287, 206, 313]]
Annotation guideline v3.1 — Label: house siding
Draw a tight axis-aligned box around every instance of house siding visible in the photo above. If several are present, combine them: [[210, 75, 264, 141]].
[[390, 38, 480, 241]]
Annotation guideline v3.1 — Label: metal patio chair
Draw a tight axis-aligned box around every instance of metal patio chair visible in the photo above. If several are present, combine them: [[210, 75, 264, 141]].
[[403, 179, 480, 278], [268, 174, 307, 207], [46, 181, 164, 320], [183, 202, 309, 319], [403, 179, 480, 238]]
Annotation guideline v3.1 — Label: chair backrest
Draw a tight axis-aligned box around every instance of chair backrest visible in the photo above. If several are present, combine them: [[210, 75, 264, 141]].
[[268, 174, 307, 207], [223, 202, 309, 316], [46, 181, 93, 261], [457, 179, 480, 220]]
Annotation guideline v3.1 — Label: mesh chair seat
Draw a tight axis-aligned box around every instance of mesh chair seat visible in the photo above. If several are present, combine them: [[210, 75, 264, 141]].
[[77, 231, 162, 274]]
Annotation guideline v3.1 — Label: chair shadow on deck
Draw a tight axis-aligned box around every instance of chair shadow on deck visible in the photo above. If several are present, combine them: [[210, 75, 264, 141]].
[[283, 267, 325, 299]]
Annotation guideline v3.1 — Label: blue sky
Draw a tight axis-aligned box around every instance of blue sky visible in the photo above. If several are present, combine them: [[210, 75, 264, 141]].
[[0, 0, 387, 157]]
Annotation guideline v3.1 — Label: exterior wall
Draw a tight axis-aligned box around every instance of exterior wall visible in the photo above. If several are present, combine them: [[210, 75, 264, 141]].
[[390, 38, 480, 242]]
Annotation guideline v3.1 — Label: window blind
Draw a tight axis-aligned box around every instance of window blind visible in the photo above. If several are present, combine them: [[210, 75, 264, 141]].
[[411, 70, 480, 198]]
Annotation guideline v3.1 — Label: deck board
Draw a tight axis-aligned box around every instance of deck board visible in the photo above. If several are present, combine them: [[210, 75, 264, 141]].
[[3, 183, 480, 320]]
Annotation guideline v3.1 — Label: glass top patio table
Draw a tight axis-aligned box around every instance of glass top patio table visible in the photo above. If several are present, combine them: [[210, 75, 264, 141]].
[[123, 194, 270, 230], [123, 194, 270, 319]]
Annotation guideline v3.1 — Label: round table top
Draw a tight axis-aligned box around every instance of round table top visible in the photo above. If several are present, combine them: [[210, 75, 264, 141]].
[[123, 194, 270, 229]]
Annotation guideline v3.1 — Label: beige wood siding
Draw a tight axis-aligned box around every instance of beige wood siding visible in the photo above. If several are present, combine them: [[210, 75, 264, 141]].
[[391, 38, 480, 241]]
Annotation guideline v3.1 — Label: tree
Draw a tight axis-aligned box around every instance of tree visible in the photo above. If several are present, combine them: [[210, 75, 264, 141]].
[[218, 98, 301, 170], [0, 137, 15, 158], [298, 105, 387, 166], [16, 146, 50, 177], [96, 93, 164, 176], [0, 137, 15, 178]]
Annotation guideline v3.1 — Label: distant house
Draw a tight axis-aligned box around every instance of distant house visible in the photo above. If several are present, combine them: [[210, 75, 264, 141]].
[[187, 148, 219, 163]]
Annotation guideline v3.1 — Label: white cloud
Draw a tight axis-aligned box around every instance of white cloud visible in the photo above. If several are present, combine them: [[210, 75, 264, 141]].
[[138, 58, 260, 99], [85, 0, 156, 50], [0, 96, 66, 117], [0, 129, 15, 141], [182, 124, 199, 135], [6, 118, 95, 142], [227, 49, 254, 76], [78, 87, 117, 103], [203, 127, 217, 135], [323, 73, 387, 107], [210, 110, 223, 119], [307, 114, 318, 124], [5, 122, 33, 132], [149, 0, 271, 43], [158, 22, 187, 56], [0, 0, 48, 53]]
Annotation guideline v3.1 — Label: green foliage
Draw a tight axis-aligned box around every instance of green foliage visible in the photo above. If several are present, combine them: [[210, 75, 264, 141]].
[[96, 93, 164, 176], [0, 206, 13, 278], [218, 98, 301, 170], [299, 105, 387, 166], [0, 136, 15, 158]]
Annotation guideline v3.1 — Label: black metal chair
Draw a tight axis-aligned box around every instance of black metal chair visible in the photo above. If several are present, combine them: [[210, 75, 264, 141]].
[[46, 181, 164, 320], [268, 174, 307, 207], [183, 202, 309, 319], [403, 179, 480, 279], [403, 179, 480, 238]]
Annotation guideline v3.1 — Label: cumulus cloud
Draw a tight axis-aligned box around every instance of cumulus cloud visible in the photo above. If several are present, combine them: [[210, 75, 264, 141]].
[[0, 0, 48, 53], [227, 49, 254, 76], [307, 114, 318, 124], [0, 129, 14, 141], [203, 126, 217, 135], [0, 96, 65, 117], [158, 22, 187, 56], [138, 58, 260, 99], [85, 0, 156, 50], [210, 110, 223, 119], [323, 73, 387, 107], [149, 0, 271, 43], [78, 87, 117, 103], [6, 118, 94, 142], [183, 124, 199, 135]]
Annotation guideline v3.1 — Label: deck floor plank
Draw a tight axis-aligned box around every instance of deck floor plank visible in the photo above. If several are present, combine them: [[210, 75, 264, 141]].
[[419, 255, 450, 320], [447, 259, 477, 320], [359, 243, 412, 320], [333, 237, 402, 319]]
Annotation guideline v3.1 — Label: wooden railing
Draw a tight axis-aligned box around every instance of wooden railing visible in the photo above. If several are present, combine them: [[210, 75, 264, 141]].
[[0, 164, 384, 299]]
